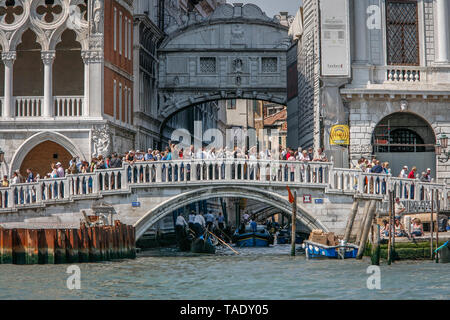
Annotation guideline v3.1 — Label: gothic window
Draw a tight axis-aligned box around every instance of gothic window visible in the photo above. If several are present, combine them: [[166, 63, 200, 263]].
[[200, 57, 216, 73], [386, 0, 419, 66], [227, 99, 236, 110], [261, 57, 278, 73]]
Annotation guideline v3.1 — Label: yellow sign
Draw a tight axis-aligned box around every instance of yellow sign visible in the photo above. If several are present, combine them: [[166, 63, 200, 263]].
[[330, 125, 350, 145]]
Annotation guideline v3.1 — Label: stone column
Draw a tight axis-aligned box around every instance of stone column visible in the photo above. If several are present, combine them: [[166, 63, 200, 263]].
[[41, 51, 56, 118], [354, 0, 368, 63], [82, 50, 104, 118], [436, 0, 449, 63], [2, 52, 16, 119]]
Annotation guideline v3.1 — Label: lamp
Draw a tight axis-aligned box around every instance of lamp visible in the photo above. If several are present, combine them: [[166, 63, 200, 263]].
[[436, 134, 450, 163], [0, 148, 4, 165]]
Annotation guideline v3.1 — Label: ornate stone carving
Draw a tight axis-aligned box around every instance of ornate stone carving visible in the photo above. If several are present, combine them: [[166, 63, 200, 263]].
[[92, 125, 112, 157], [231, 24, 244, 44], [233, 58, 243, 73], [41, 50, 56, 65], [350, 144, 373, 154], [81, 50, 103, 64], [0, 1, 24, 25], [1, 51, 17, 63], [91, 0, 103, 34]]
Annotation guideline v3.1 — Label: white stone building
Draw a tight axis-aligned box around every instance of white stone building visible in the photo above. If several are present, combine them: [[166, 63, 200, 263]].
[[289, 0, 450, 183]]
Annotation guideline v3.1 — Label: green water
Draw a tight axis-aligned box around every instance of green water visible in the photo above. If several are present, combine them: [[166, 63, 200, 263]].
[[0, 245, 448, 299]]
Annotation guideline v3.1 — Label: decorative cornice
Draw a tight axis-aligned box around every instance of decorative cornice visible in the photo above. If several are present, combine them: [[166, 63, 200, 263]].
[[81, 50, 104, 64]]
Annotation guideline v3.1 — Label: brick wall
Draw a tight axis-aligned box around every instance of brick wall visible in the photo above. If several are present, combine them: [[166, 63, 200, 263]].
[[103, 0, 133, 124], [19, 141, 73, 178]]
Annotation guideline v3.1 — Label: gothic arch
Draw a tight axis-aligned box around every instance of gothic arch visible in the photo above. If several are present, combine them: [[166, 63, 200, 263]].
[[9, 131, 85, 177], [134, 185, 328, 239]]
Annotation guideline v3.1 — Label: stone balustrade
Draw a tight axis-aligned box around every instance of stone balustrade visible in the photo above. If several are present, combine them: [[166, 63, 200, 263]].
[[0, 159, 448, 212]]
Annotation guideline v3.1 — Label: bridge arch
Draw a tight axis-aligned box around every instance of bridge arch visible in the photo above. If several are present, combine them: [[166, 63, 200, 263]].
[[134, 185, 328, 240]]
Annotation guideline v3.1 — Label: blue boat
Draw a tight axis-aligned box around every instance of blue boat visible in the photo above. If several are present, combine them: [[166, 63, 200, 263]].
[[302, 240, 359, 259], [232, 224, 274, 247]]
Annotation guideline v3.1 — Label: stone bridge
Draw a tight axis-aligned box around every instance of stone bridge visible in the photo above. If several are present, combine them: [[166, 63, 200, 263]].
[[0, 160, 448, 240]]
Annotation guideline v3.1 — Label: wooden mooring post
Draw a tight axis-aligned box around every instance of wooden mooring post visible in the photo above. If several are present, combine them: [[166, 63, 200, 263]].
[[387, 192, 393, 265], [371, 224, 381, 265], [430, 189, 434, 261], [436, 190, 440, 263], [343, 199, 359, 243], [291, 191, 297, 257], [357, 200, 376, 259]]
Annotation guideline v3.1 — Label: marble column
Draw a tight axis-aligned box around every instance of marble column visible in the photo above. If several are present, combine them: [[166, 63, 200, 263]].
[[81, 50, 104, 118], [41, 51, 56, 118], [436, 0, 449, 63], [2, 52, 16, 119]]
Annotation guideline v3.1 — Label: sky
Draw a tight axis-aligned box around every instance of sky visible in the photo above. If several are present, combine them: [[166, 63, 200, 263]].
[[237, 0, 302, 17]]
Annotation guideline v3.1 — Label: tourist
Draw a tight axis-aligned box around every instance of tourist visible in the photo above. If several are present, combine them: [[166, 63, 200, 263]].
[[410, 218, 424, 237], [425, 168, 432, 182], [135, 150, 144, 162], [370, 160, 384, 174], [144, 149, 154, 161], [55, 162, 64, 178], [380, 219, 390, 237], [2, 175, 9, 187], [307, 147, 314, 162], [420, 172, 428, 182], [109, 152, 123, 168], [399, 165, 409, 178], [26, 168, 34, 183], [394, 197, 406, 216], [49, 163, 58, 178], [313, 148, 328, 162], [394, 217, 407, 237], [408, 166, 417, 179], [11, 172, 19, 185], [243, 211, 250, 224], [250, 219, 257, 233]]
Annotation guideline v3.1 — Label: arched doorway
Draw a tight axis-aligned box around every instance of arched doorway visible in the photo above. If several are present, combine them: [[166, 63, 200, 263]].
[[372, 112, 436, 178], [19, 140, 72, 178]]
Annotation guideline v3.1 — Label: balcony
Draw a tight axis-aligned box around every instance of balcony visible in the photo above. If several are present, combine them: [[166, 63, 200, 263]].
[[0, 96, 84, 119]]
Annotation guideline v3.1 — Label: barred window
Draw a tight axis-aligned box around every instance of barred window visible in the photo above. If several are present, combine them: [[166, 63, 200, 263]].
[[386, 1, 419, 66], [200, 57, 216, 73], [261, 57, 278, 73]]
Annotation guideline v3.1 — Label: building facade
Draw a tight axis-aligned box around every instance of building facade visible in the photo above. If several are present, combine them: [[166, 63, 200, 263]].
[[289, 0, 450, 183], [0, 0, 135, 178]]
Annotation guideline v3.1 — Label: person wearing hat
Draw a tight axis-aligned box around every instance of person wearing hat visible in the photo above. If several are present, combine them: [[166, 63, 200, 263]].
[[399, 165, 408, 178], [56, 162, 65, 178], [425, 168, 432, 182]]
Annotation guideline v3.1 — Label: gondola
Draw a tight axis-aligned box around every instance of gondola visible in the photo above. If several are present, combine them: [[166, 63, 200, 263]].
[[232, 224, 274, 247]]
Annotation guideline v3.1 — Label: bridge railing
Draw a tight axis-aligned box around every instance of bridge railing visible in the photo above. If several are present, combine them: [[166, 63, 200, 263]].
[[118, 160, 333, 186], [0, 159, 447, 211]]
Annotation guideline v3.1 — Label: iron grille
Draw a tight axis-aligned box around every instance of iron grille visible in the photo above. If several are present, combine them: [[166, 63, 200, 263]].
[[261, 57, 278, 73], [386, 1, 419, 66], [200, 57, 216, 73]]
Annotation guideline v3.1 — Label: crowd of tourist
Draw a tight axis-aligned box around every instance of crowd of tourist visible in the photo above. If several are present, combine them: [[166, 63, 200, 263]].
[[1, 143, 434, 186]]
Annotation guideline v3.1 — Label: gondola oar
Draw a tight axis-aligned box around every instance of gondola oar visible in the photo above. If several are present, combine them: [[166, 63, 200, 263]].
[[207, 230, 240, 255]]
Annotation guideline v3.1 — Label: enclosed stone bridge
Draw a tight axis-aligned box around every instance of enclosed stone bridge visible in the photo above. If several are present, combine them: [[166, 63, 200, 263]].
[[157, 3, 290, 122], [0, 159, 448, 240]]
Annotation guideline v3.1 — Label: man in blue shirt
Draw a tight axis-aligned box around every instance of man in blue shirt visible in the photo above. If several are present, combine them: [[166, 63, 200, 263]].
[[144, 149, 154, 161], [370, 160, 384, 174]]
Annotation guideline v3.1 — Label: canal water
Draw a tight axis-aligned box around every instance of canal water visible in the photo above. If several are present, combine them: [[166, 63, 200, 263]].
[[0, 244, 448, 299]]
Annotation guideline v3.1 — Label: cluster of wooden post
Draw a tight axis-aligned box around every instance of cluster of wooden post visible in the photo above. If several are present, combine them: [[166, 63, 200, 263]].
[[0, 221, 136, 264]]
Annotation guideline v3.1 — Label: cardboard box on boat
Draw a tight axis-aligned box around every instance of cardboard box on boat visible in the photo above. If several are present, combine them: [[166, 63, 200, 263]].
[[309, 234, 328, 245]]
